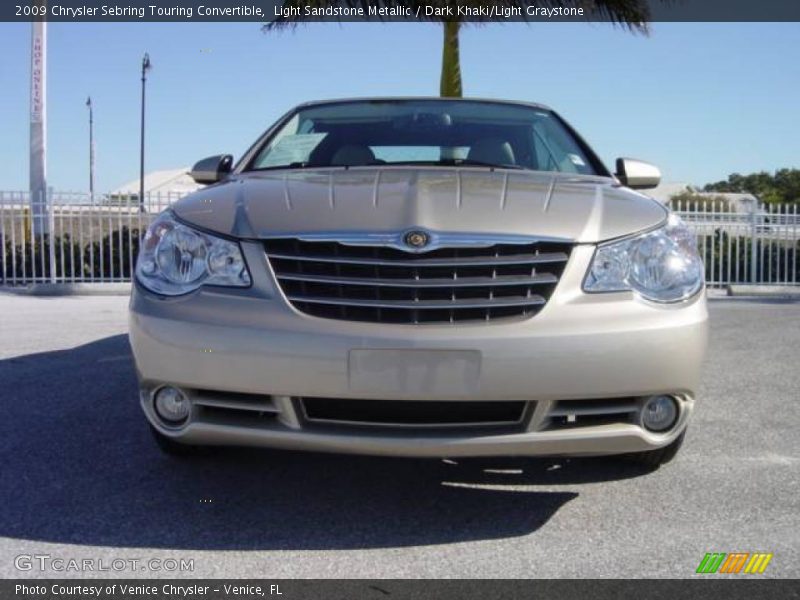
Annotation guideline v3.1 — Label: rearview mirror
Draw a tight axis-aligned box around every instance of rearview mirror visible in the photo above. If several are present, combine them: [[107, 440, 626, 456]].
[[190, 154, 234, 185], [393, 112, 452, 131], [615, 158, 661, 190]]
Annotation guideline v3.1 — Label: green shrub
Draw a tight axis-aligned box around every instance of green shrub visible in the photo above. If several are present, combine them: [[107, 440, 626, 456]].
[[83, 227, 141, 279], [0, 227, 141, 282], [2, 233, 83, 281], [698, 230, 800, 284]]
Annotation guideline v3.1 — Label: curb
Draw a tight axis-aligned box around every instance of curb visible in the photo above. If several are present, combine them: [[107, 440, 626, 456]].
[[726, 284, 800, 298], [0, 283, 131, 296], [2, 283, 798, 299]]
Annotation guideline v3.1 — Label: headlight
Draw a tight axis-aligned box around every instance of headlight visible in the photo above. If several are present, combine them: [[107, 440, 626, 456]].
[[135, 211, 251, 296], [584, 215, 703, 303]]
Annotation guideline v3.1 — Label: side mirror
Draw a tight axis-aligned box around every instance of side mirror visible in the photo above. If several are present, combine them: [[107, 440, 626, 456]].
[[615, 158, 661, 190], [189, 154, 234, 185]]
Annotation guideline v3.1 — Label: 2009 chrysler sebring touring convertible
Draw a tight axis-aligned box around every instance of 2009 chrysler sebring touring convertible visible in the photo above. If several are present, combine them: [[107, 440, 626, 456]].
[[129, 98, 708, 467]]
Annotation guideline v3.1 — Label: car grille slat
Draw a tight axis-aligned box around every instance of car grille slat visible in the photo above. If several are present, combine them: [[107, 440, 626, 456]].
[[545, 398, 640, 429], [265, 238, 572, 324], [277, 272, 558, 288], [286, 294, 546, 310], [266, 251, 569, 267]]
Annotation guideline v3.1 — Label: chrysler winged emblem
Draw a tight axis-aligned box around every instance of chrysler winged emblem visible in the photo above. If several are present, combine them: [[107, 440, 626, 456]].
[[404, 230, 430, 249]]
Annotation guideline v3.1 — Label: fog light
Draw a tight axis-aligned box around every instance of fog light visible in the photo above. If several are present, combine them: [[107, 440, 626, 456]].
[[641, 395, 679, 432], [154, 386, 190, 424]]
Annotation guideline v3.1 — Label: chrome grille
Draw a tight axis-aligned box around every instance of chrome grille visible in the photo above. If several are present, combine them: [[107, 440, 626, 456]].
[[264, 238, 572, 324]]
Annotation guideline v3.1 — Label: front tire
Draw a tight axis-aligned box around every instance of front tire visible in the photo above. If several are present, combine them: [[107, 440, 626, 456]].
[[149, 425, 211, 457], [626, 430, 686, 468]]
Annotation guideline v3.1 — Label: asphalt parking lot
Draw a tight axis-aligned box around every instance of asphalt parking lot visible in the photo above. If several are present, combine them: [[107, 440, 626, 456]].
[[0, 293, 797, 578]]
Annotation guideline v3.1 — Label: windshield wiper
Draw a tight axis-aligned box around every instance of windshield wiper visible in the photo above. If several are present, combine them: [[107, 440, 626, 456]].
[[248, 160, 529, 172], [247, 162, 319, 172], [386, 159, 527, 171], [451, 158, 526, 170]]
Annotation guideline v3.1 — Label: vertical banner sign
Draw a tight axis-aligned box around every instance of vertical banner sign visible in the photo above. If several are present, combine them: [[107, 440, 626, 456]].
[[30, 19, 48, 237]]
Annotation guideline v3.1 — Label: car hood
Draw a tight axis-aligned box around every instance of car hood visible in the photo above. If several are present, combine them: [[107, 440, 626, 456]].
[[172, 167, 667, 243]]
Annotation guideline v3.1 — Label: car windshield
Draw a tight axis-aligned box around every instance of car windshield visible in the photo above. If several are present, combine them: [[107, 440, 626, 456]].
[[246, 100, 601, 175]]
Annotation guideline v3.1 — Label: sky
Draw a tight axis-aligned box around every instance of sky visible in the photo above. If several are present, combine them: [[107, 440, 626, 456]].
[[0, 21, 798, 192]]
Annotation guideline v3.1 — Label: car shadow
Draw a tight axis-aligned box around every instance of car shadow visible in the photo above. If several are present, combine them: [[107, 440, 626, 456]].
[[0, 335, 653, 551]]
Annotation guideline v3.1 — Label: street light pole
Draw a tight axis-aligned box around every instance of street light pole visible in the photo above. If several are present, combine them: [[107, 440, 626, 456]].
[[139, 52, 151, 213], [86, 96, 94, 200]]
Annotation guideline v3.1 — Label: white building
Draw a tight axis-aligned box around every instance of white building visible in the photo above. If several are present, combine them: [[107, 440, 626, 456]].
[[109, 167, 202, 200], [642, 182, 694, 204], [644, 182, 759, 213]]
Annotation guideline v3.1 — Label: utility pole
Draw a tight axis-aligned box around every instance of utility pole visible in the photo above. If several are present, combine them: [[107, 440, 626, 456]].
[[139, 52, 151, 213], [86, 96, 95, 200]]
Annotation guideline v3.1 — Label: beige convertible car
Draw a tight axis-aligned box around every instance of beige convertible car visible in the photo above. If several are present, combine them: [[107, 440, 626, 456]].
[[129, 98, 707, 467]]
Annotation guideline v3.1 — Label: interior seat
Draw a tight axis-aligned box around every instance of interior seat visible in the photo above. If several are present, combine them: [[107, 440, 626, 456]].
[[330, 145, 377, 167], [467, 138, 516, 166]]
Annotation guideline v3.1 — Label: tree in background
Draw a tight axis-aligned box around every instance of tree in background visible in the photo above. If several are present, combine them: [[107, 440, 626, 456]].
[[703, 169, 800, 204], [264, 0, 661, 97]]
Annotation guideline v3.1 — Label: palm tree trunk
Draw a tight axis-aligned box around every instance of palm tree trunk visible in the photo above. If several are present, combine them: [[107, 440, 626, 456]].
[[439, 20, 462, 98]]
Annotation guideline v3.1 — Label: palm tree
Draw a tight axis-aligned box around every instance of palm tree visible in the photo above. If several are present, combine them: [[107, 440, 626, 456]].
[[264, 1, 658, 97]]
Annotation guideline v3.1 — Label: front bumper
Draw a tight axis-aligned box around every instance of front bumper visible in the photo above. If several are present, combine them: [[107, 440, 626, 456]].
[[129, 243, 708, 457]]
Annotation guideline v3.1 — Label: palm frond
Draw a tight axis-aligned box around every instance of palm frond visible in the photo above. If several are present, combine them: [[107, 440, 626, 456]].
[[262, 0, 670, 98]]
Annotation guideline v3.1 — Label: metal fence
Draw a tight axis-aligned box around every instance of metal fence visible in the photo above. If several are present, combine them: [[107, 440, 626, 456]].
[[1, 191, 798, 287], [673, 199, 799, 286], [0, 190, 177, 285]]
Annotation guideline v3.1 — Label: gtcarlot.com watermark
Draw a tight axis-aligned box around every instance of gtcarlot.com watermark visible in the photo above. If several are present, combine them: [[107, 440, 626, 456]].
[[15, 553, 194, 573]]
